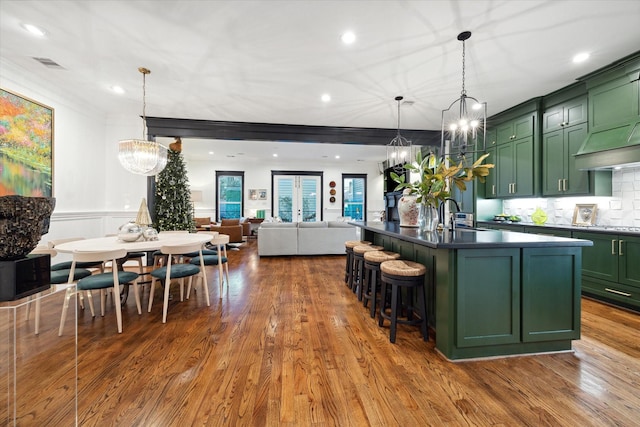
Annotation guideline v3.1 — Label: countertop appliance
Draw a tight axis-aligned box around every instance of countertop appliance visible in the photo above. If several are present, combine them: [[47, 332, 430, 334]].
[[454, 212, 474, 228]]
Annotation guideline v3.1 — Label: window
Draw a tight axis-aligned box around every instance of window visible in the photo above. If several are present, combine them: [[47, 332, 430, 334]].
[[342, 174, 367, 221], [216, 171, 244, 221]]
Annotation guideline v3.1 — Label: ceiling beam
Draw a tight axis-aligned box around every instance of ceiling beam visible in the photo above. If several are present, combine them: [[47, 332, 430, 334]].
[[145, 117, 441, 147]]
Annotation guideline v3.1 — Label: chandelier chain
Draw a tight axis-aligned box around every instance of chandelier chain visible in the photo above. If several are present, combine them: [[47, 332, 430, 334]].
[[461, 39, 466, 97]]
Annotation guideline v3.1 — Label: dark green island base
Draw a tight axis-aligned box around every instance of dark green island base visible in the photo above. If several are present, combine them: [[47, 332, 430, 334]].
[[350, 221, 593, 361]]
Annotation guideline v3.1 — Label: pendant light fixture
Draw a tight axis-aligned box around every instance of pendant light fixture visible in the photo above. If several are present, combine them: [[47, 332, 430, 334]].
[[440, 31, 486, 158], [386, 95, 414, 172], [118, 67, 168, 176]]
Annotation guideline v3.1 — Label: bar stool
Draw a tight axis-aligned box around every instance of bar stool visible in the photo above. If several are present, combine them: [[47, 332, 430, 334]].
[[362, 250, 401, 318], [344, 240, 371, 289], [352, 245, 384, 300], [378, 260, 428, 343]]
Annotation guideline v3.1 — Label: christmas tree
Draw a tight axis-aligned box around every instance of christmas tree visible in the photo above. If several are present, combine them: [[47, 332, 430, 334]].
[[154, 140, 194, 231]]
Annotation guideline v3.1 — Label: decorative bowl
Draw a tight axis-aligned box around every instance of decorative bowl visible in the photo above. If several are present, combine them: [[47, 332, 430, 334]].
[[118, 221, 142, 242]]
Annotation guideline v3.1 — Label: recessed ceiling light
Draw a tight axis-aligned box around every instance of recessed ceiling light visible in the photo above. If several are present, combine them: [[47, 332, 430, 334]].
[[21, 23, 46, 37], [111, 85, 125, 94], [341, 31, 356, 44], [573, 52, 590, 63], [273, 153, 278, 157], [335, 155, 340, 159], [321, 93, 331, 103], [208, 151, 214, 155]]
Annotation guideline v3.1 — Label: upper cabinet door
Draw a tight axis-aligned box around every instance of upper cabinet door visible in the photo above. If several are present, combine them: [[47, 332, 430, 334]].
[[543, 96, 587, 133]]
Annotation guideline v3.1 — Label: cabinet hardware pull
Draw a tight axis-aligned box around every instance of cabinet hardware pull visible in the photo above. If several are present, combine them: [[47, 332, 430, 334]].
[[558, 179, 562, 192], [562, 179, 567, 192], [619, 240, 624, 256], [612, 239, 617, 255], [492, 184, 495, 196], [605, 288, 631, 297], [512, 183, 516, 193]]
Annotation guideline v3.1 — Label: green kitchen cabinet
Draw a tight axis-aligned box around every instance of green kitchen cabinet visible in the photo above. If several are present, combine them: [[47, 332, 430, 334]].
[[455, 249, 521, 347], [521, 247, 581, 342], [484, 145, 498, 199], [485, 128, 497, 148], [574, 231, 619, 282], [542, 123, 590, 195], [542, 95, 587, 133], [496, 114, 534, 145], [619, 235, 640, 287], [496, 135, 535, 197], [573, 231, 640, 310]]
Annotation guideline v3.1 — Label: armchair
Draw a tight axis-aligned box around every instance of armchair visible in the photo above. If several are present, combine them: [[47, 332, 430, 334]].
[[209, 219, 245, 243]]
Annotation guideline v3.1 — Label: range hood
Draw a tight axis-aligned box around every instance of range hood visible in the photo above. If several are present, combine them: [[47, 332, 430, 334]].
[[574, 52, 640, 170], [575, 120, 640, 170]]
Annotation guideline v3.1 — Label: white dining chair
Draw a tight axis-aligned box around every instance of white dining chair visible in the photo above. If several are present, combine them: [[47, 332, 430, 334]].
[[59, 249, 141, 335], [48, 237, 105, 272], [188, 233, 230, 296], [27, 246, 94, 334], [148, 241, 209, 323]]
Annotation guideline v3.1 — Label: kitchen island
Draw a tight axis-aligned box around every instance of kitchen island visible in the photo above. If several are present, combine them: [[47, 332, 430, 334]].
[[350, 221, 593, 360]]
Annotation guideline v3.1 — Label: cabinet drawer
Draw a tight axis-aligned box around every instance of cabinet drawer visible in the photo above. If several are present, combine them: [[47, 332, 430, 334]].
[[582, 277, 640, 310]]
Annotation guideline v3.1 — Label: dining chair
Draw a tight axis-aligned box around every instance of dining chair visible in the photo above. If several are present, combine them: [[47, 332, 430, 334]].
[[151, 230, 191, 266], [148, 241, 209, 323], [188, 233, 230, 296], [27, 246, 94, 334], [48, 237, 104, 272], [59, 249, 141, 336]]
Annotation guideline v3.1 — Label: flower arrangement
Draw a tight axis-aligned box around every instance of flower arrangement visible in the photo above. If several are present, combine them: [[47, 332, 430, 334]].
[[391, 151, 494, 208]]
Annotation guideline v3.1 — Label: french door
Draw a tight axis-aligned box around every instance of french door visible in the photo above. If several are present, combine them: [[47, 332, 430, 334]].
[[273, 173, 321, 222]]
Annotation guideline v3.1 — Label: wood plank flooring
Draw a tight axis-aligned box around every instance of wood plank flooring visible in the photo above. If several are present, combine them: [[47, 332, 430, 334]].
[[5, 238, 640, 426]]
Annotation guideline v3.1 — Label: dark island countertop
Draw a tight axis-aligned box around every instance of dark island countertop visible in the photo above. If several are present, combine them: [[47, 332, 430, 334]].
[[349, 221, 593, 250]]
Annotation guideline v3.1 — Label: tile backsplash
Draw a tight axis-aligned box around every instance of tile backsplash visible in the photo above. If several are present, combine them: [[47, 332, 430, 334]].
[[503, 166, 640, 227]]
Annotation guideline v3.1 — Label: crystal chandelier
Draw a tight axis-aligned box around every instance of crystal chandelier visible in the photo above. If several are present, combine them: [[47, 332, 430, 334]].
[[118, 67, 168, 176], [440, 31, 486, 158], [386, 95, 414, 172]]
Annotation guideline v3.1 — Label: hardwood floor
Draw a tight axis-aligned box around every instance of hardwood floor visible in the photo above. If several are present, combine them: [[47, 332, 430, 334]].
[[5, 239, 640, 426]]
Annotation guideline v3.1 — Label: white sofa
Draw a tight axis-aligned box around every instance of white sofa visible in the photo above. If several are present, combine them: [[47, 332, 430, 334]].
[[258, 221, 357, 256]]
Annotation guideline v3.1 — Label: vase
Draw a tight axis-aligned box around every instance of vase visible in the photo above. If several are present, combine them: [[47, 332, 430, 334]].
[[418, 203, 439, 232], [397, 190, 419, 227]]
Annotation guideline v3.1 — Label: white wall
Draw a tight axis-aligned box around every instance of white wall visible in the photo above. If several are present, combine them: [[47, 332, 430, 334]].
[[186, 155, 385, 222], [2, 61, 148, 247]]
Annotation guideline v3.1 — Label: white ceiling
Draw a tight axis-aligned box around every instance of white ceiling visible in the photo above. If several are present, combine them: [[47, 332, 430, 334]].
[[2, 0, 640, 163]]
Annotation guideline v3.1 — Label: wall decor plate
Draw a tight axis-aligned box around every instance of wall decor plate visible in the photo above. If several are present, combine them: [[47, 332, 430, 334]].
[[329, 196, 336, 203], [329, 181, 336, 188], [329, 188, 336, 195]]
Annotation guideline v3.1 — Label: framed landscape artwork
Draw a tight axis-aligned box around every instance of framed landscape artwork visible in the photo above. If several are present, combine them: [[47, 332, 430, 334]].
[[0, 88, 54, 197]]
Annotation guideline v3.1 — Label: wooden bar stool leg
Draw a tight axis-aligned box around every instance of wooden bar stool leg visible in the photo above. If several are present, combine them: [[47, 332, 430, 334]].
[[369, 267, 378, 318]]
